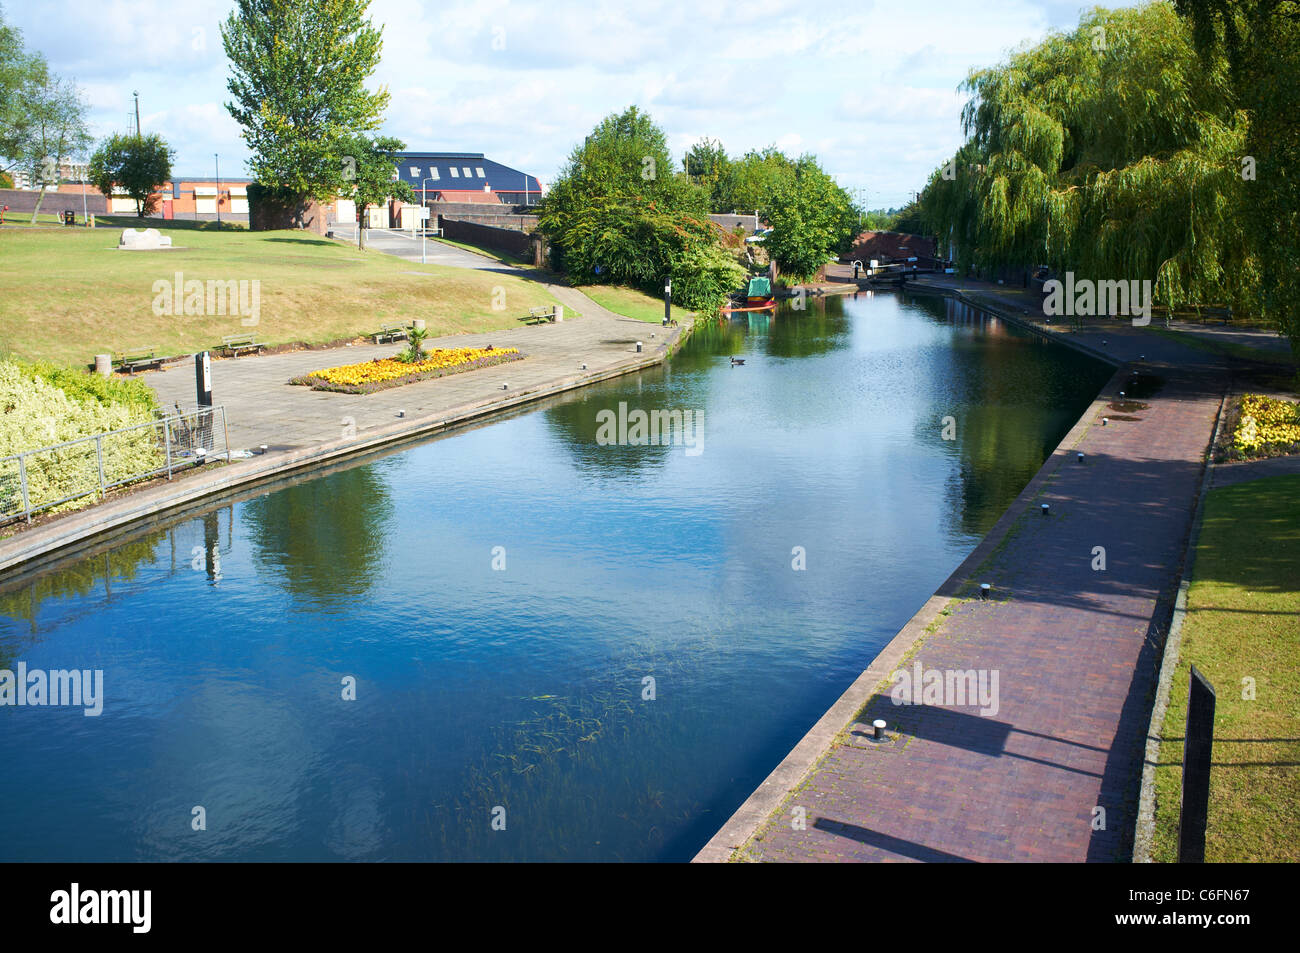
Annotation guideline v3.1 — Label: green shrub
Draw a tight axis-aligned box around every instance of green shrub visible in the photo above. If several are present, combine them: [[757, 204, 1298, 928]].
[[18, 360, 159, 413], [0, 361, 163, 516]]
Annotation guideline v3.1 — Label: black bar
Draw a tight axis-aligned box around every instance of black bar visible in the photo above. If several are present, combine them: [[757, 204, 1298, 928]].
[[1178, 664, 1216, 863]]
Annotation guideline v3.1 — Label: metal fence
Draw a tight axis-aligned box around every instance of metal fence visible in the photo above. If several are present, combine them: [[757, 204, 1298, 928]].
[[1, 406, 229, 525]]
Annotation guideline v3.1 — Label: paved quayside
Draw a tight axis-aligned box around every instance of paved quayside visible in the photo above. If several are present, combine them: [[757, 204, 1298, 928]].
[[698, 282, 1236, 862], [147, 228, 683, 452]]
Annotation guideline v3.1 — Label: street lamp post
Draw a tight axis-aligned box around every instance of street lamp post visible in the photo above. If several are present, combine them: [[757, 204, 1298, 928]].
[[214, 154, 221, 226], [420, 176, 437, 264]]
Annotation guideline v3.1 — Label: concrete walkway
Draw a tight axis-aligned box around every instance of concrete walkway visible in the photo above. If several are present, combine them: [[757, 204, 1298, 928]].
[[701, 277, 1236, 863], [144, 238, 676, 452]]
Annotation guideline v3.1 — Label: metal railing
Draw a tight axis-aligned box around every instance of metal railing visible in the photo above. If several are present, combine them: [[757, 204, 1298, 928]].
[[1, 406, 229, 525]]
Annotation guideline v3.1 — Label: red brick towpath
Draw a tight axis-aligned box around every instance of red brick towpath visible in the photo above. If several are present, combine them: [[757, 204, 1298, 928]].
[[712, 302, 1229, 862]]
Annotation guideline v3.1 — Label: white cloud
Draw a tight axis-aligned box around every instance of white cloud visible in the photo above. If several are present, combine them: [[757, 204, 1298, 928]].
[[7, 0, 1147, 197]]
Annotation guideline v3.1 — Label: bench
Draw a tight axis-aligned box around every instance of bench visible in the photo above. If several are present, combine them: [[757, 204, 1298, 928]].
[[114, 346, 163, 373], [221, 334, 264, 357], [371, 322, 410, 344], [520, 306, 556, 325]]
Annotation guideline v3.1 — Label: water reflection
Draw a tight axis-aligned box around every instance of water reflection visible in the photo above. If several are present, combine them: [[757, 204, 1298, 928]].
[[243, 466, 394, 604]]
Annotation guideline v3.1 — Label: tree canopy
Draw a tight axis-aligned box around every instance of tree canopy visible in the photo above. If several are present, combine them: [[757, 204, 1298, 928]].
[[339, 133, 413, 248], [1175, 0, 1300, 356], [539, 107, 741, 311], [761, 155, 860, 282], [221, 0, 389, 212], [0, 4, 91, 221], [88, 133, 174, 218], [918, 1, 1300, 353]]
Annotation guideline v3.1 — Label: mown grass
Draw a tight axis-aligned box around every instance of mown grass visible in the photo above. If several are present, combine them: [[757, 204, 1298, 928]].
[[0, 226, 565, 366], [0, 213, 69, 227], [1144, 325, 1297, 369], [576, 283, 693, 324], [95, 214, 247, 232], [429, 235, 534, 268], [1150, 473, 1300, 862]]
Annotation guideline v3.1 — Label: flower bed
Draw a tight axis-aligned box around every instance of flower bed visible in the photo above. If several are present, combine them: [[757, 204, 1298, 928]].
[[290, 346, 525, 394], [1233, 394, 1300, 456]]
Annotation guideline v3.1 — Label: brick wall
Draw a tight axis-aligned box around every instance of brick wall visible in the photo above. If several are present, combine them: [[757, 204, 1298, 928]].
[[709, 213, 759, 234], [441, 217, 540, 261], [0, 187, 108, 216]]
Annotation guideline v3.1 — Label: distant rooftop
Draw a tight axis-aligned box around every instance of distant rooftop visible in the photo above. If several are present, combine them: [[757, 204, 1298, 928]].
[[392, 152, 541, 195]]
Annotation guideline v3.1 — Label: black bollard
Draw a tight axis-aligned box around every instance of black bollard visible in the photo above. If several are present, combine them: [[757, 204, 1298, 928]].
[[194, 351, 213, 454]]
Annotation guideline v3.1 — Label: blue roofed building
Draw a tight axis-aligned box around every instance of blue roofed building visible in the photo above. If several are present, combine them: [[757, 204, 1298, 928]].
[[393, 152, 542, 207]]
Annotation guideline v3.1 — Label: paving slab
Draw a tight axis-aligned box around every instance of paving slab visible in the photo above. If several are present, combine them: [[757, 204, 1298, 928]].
[[143, 273, 674, 452]]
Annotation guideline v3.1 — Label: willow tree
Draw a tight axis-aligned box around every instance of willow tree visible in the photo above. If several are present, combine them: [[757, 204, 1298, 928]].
[[1176, 0, 1300, 359], [923, 3, 1253, 316]]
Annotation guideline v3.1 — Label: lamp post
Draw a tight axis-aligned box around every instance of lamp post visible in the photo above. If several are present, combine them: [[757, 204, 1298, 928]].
[[420, 176, 437, 264], [214, 154, 221, 226]]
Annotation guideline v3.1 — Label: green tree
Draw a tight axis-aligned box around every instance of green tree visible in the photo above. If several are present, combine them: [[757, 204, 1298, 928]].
[[921, 3, 1251, 319], [860, 208, 897, 230], [762, 155, 859, 282], [339, 133, 413, 249], [717, 147, 797, 217], [0, 6, 91, 225], [1175, 0, 1300, 359], [221, 0, 389, 226], [891, 198, 925, 236], [0, 3, 44, 178], [538, 107, 738, 310], [684, 137, 730, 211], [544, 106, 703, 215], [88, 132, 174, 218]]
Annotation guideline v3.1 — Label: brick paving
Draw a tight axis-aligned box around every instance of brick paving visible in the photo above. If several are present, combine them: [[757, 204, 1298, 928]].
[[730, 281, 1234, 863]]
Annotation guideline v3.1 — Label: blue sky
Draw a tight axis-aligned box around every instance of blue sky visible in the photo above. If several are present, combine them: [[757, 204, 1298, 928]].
[[9, 0, 1137, 207]]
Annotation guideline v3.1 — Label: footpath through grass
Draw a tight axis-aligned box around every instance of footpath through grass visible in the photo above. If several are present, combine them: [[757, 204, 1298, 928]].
[[1151, 473, 1300, 862], [429, 235, 533, 268], [0, 225, 563, 366], [576, 283, 693, 324]]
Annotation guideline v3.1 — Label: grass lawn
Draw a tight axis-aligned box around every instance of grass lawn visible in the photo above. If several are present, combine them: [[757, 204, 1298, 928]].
[[1144, 325, 1297, 369], [576, 283, 693, 324], [429, 235, 533, 268], [95, 214, 247, 232], [0, 213, 70, 227], [0, 226, 564, 366], [1150, 473, 1300, 862]]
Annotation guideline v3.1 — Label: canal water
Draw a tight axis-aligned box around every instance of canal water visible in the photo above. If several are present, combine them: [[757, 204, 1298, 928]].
[[0, 292, 1112, 861]]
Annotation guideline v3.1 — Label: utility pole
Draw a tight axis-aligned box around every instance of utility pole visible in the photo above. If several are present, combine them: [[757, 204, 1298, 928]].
[[215, 154, 221, 226], [133, 91, 141, 138]]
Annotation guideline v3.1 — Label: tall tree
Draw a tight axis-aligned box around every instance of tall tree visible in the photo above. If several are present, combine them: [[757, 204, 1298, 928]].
[[1175, 0, 1300, 359], [87, 132, 174, 218], [762, 155, 859, 281], [684, 137, 729, 211], [718, 147, 797, 217], [221, 0, 389, 226], [18, 72, 92, 224], [921, 3, 1251, 320], [0, 6, 91, 221], [0, 3, 44, 176]]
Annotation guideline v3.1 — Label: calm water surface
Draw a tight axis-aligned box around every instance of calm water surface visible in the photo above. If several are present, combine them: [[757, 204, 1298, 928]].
[[0, 292, 1111, 861]]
